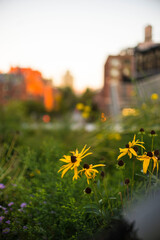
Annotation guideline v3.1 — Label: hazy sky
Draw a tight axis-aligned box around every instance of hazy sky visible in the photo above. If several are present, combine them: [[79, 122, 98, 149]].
[[0, 0, 160, 91]]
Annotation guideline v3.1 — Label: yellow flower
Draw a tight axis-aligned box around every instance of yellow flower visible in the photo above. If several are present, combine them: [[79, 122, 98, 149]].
[[30, 172, 34, 177], [151, 93, 159, 100], [58, 145, 92, 180], [117, 135, 145, 160], [137, 151, 159, 174], [84, 106, 91, 112], [78, 163, 105, 184], [76, 103, 84, 110], [35, 169, 41, 174], [82, 111, 90, 119]]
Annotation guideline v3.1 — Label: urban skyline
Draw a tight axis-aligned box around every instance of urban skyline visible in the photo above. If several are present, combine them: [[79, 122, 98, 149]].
[[0, 0, 160, 91]]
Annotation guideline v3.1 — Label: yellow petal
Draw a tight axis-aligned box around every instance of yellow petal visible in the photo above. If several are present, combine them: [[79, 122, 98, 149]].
[[117, 151, 128, 160], [129, 148, 137, 157], [61, 164, 72, 178], [143, 158, 150, 174], [92, 164, 106, 168], [81, 152, 92, 159]]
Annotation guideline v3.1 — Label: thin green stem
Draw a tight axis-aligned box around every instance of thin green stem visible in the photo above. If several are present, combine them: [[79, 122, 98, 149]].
[[141, 134, 144, 155], [89, 195, 100, 226], [103, 179, 113, 216], [131, 157, 135, 201]]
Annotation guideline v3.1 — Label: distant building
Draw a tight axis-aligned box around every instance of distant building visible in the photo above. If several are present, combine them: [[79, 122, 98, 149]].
[[0, 67, 55, 111], [61, 70, 74, 89], [97, 25, 160, 116]]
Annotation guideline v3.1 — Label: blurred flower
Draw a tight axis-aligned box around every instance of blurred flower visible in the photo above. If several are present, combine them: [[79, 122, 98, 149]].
[[151, 93, 159, 100], [35, 169, 41, 174], [8, 202, 14, 207], [20, 203, 27, 208], [0, 183, 5, 189], [6, 220, 10, 224], [76, 103, 84, 111], [124, 178, 130, 185], [101, 112, 107, 122], [29, 172, 34, 177], [150, 130, 156, 136], [0, 216, 5, 223], [84, 187, 92, 194], [42, 114, 50, 123], [58, 145, 92, 180], [2, 228, 10, 234], [82, 111, 90, 119], [4, 211, 8, 214], [108, 133, 121, 141], [137, 151, 158, 174], [122, 108, 138, 117], [78, 163, 105, 184], [84, 106, 91, 112], [23, 226, 27, 230], [117, 135, 145, 160]]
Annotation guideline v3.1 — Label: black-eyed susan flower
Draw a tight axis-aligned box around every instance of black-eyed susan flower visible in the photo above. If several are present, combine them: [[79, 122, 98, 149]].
[[117, 135, 145, 160], [58, 145, 92, 180], [137, 151, 159, 174], [78, 163, 105, 184]]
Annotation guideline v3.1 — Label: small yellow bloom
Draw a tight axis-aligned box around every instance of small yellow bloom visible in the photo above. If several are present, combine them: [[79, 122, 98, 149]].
[[58, 145, 92, 180], [82, 111, 90, 119], [30, 172, 34, 177], [117, 135, 145, 160], [84, 106, 91, 112], [78, 163, 105, 184], [151, 93, 159, 100], [137, 151, 158, 174], [35, 169, 41, 174], [76, 103, 84, 110]]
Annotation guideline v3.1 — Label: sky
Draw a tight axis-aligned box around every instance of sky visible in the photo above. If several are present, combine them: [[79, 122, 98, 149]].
[[0, 0, 160, 91]]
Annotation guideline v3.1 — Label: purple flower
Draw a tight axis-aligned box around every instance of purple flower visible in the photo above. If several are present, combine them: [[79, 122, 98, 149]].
[[2, 228, 10, 234], [20, 203, 27, 208], [23, 226, 27, 230], [43, 201, 47, 204], [0, 216, 5, 223], [2, 207, 6, 211], [4, 210, 8, 214], [8, 202, 14, 207], [0, 183, 5, 189], [6, 220, 10, 224]]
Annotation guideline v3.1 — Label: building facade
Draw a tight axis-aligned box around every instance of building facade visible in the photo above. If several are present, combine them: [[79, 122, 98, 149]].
[[99, 25, 160, 116]]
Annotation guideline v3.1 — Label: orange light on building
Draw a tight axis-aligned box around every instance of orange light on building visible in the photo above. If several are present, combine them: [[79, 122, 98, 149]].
[[44, 85, 54, 111], [42, 114, 51, 123], [9, 67, 54, 111]]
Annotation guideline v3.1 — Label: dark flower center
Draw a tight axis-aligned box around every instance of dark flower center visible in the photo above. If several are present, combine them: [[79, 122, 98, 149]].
[[151, 130, 156, 135], [125, 144, 129, 148], [85, 187, 92, 194], [133, 146, 138, 152], [140, 128, 144, 132], [147, 152, 153, 157], [118, 160, 124, 167], [71, 156, 77, 163], [154, 150, 159, 156], [83, 163, 89, 169], [100, 171, 105, 177], [125, 178, 130, 185]]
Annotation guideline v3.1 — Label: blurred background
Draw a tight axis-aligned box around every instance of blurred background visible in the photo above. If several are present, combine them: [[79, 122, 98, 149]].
[[0, 0, 160, 127]]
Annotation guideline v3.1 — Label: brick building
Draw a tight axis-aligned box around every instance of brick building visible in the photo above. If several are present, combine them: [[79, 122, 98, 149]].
[[0, 67, 55, 111], [97, 25, 160, 116]]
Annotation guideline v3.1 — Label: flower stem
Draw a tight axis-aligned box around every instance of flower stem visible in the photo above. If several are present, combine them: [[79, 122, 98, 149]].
[[141, 134, 144, 155], [131, 157, 135, 201]]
